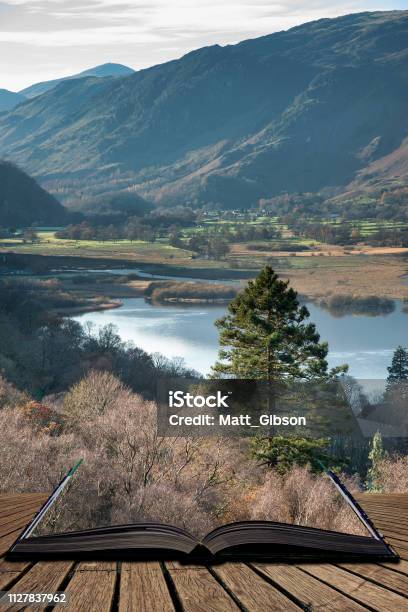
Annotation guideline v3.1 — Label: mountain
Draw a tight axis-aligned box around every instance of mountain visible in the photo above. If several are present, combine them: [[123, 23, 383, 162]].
[[19, 63, 135, 99], [0, 11, 407, 209], [0, 63, 134, 113], [0, 161, 70, 227], [0, 89, 26, 112]]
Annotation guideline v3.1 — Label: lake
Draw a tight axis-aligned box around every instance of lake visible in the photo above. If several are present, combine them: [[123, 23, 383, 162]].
[[72, 298, 408, 379]]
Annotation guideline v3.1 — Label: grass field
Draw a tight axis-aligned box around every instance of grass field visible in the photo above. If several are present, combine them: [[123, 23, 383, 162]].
[[321, 219, 408, 237], [2, 224, 408, 301], [1, 231, 198, 264]]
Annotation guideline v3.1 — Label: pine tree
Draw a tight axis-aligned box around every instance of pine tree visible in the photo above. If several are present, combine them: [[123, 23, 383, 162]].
[[387, 346, 408, 383], [212, 266, 332, 380], [385, 345, 408, 429], [366, 431, 388, 492], [212, 266, 345, 473], [250, 436, 341, 475]]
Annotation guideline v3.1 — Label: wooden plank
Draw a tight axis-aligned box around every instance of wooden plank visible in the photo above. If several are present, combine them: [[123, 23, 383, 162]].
[[362, 510, 408, 525], [366, 514, 408, 529], [372, 527, 408, 542], [358, 503, 408, 512], [301, 563, 408, 610], [0, 506, 44, 532], [380, 558, 408, 576], [361, 504, 408, 511], [254, 564, 367, 611], [370, 524, 408, 539], [0, 529, 24, 557], [339, 563, 408, 597], [0, 559, 31, 572], [357, 493, 408, 498], [380, 523, 408, 534], [0, 494, 47, 506], [361, 500, 408, 508], [357, 496, 408, 505], [76, 561, 116, 572], [0, 508, 40, 530], [0, 495, 48, 504], [0, 514, 39, 540], [0, 558, 32, 589], [359, 513, 408, 525], [0, 502, 45, 522], [212, 563, 301, 611], [0, 570, 22, 591], [364, 504, 408, 516], [119, 562, 175, 612], [64, 562, 116, 612], [0, 493, 48, 499], [167, 565, 239, 611], [0, 561, 74, 611], [383, 537, 408, 555], [7, 561, 74, 593], [360, 501, 408, 510], [357, 494, 408, 503]]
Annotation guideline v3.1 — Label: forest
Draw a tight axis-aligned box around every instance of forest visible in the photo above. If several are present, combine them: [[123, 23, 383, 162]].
[[1, 267, 407, 537]]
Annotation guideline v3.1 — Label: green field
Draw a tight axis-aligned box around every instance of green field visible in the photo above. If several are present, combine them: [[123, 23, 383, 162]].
[[322, 219, 408, 236], [1, 231, 196, 263], [3, 215, 408, 275]]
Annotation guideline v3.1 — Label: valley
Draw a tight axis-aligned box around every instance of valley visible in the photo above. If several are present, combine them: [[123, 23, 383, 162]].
[[2, 214, 408, 303], [1, 10, 408, 380], [2, 5, 408, 588]]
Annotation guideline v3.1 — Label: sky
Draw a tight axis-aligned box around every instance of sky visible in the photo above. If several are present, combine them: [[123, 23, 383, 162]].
[[0, 0, 405, 91]]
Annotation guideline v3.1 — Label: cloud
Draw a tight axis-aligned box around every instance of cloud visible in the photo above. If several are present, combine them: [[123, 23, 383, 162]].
[[0, 26, 168, 46], [0, 0, 401, 90]]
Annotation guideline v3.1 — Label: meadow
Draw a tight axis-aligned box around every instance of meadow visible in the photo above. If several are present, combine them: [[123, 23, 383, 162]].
[[2, 216, 408, 301]]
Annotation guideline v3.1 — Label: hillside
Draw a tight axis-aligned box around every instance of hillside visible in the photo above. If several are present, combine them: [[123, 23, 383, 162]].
[[19, 63, 135, 99], [0, 89, 26, 112], [0, 11, 407, 209], [0, 161, 69, 227]]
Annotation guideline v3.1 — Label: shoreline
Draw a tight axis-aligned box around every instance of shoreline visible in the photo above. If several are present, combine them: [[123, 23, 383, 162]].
[[2, 252, 408, 313], [53, 299, 123, 317], [147, 297, 232, 304]]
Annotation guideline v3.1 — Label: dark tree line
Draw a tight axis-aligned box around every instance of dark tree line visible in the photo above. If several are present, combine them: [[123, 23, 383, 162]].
[[260, 186, 408, 222], [0, 279, 197, 399], [283, 215, 408, 248], [56, 206, 198, 243]]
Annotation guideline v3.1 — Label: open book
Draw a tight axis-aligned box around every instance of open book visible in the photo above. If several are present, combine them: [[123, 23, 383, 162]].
[[8, 462, 398, 562]]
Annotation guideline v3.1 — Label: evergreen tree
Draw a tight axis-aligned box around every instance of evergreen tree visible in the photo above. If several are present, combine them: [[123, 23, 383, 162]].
[[366, 431, 388, 492], [212, 265, 336, 380], [387, 346, 408, 383], [250, 436, 342, 475], [212, 266, 346, 473], [385, 345, 408, 429]]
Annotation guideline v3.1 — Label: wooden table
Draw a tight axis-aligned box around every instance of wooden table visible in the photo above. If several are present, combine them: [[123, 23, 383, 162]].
[[1, 493, 408, 611]]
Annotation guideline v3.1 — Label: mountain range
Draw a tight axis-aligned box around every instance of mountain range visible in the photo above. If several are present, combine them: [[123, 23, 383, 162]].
[[19, 63, 135, 99], [0, 63, 134, 112], [0, 11, 407, 210]]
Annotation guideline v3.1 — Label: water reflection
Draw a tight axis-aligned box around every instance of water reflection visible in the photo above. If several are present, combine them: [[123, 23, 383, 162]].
[[73, 298, 408, 379]]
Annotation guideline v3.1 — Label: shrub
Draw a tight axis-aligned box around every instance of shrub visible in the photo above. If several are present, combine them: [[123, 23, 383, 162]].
[[0, 375, 28, 410], [250, 466, 365, 535], [145, 281, 238, 303], [374, 455, 408, 492], [62, 370, 131, 425]]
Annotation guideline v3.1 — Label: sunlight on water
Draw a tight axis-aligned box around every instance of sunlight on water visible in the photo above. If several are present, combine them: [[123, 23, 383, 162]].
[[73, 298, 408, 378]]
